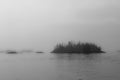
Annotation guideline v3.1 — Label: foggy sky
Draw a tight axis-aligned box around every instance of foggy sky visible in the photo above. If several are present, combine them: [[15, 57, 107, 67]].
[[0, 0, 120, 51]]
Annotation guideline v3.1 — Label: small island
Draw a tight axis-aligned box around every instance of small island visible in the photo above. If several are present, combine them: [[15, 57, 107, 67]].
[[36, 51, 44, 53], [51, 41, 105, 54], [6, 50, 18, 54]]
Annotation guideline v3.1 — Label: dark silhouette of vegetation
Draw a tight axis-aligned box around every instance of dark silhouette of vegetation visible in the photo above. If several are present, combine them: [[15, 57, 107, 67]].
[[51, 41, 105, 54], [6, 50, 18, 54], [36, 51, 44, 53]]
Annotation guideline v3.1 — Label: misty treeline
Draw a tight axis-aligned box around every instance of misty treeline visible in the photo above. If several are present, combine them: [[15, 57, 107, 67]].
[[51, 41, 104, 54]]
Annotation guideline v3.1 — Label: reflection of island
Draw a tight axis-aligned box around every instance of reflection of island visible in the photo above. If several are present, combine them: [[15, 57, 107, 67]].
[[117, 50, 120, 52], [51, 41, 105, 54]]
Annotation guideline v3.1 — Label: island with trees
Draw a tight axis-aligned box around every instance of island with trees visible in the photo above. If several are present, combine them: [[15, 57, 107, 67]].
[[51, 41, 105, 54]]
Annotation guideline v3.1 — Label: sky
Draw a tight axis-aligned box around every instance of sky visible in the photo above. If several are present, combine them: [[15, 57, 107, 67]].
[[0, 0, 120, 52]]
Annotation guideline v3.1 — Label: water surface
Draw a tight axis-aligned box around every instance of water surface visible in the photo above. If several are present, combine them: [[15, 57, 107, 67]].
[[0, 52, 120, 80]]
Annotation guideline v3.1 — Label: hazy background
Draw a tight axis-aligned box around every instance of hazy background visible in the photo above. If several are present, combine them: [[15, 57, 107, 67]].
[[0, 0, 120, 52]]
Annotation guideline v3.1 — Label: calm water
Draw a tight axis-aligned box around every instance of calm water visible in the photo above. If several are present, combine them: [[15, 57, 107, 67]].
[[0, 52, 120, 80]]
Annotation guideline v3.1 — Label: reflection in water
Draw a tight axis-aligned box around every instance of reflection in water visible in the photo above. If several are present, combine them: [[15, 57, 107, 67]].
[[0, 52, 120, 80], [52, 54, 104, 80], [52, 53, 120, 80], [53, 53, 102, 61]]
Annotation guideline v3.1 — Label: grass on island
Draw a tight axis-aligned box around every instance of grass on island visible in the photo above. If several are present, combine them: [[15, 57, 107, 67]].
[[51, 41, 105, 54]]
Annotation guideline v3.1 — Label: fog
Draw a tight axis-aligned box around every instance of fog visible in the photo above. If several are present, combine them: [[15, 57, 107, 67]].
[[0, 0, 120, 51]]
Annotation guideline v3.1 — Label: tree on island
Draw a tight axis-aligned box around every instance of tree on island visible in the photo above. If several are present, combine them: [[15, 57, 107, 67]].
[[51, 41, 105, 54]]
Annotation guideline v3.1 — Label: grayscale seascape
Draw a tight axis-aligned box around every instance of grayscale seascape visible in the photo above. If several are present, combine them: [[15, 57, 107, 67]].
[[0, 0, 120, 80], [0, 52, 120, 80]]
